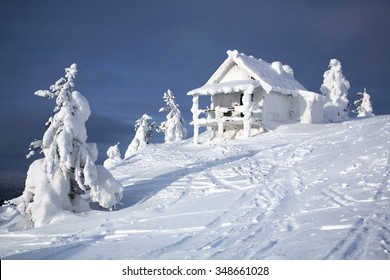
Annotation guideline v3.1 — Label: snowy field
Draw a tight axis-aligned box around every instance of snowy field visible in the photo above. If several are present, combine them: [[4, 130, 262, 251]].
[[0, 115, 389, 260]]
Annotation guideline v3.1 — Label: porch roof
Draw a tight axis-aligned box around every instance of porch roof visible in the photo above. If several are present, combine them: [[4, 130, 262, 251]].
[[187, 80, 260, 96]]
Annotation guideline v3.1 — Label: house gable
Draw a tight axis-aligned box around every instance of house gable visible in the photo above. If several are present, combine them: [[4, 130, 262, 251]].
[[219, 64, 253, 83], [206, 50, 306, 96]]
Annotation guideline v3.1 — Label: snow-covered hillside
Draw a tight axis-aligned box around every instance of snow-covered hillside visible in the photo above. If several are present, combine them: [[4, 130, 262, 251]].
[[0, 116, 389, 259]]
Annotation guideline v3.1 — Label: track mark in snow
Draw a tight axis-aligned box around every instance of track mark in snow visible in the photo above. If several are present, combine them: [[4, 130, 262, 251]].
[[253, 240, 278, 256], [201, 236, 228, 250], [322, 212, 390, 260], [320, 224, 353, 231], [323, 217, 366, 259], [105, 226, 206, 239], [321, 188, 355, 207], [288, 146, 313, 162]]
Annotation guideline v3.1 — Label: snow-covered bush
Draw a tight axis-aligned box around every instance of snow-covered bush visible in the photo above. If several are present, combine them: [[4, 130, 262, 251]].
[[353, 88, 374, 117], [8, 64, 123, 227], [158, 89, 187, 142], [320, 59, 350, 122], [103, 142, 122, 169], [124, 114, 155, 158]]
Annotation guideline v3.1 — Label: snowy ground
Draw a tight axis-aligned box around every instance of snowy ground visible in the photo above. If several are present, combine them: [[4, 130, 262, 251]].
[[0, 116, 389, 259]]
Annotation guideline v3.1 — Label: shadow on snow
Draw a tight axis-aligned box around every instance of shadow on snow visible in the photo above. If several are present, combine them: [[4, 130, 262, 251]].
[[116, 149, 262, 210]]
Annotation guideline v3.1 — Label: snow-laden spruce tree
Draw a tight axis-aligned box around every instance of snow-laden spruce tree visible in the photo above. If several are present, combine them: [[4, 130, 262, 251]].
[[320, 59, 350, 122], [124, 114, 155, 158], [353, 88, 374, 117], [103, 142, 122, 169], [8, 64, 123, 227], [158, 89, 187, 142]]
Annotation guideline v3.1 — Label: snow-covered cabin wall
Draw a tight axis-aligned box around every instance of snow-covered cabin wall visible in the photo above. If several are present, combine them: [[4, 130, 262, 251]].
[[187, 50, 324, 143], [262, 91, 291, 122], [293, 90, 325, 124]]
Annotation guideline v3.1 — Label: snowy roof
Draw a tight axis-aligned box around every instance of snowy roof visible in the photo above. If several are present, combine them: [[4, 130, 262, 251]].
[[196, 50, 306, 96], [298, 89, 327, 103], [187, 80, 260, 96]]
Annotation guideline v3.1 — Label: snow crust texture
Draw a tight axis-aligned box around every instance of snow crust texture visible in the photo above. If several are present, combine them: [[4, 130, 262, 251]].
[[0, 116, 389, 259]]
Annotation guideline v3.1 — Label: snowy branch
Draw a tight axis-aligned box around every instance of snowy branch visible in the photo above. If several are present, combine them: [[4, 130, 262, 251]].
[[34, 90, 55, 99]]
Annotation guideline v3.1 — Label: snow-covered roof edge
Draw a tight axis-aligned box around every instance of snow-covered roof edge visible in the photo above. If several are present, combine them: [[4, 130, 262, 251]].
[[206, 53, 235, 85], [298, 90, 327, 103], [205, 50, 306, 96], [187, 80, 260, 96]]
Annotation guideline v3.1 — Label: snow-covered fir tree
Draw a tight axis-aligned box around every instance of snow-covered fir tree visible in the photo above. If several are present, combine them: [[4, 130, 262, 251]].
[[353, 88, 374, 117], [8, 64, 123, 227], [320, 58, 350, 122], [103, 142, 122, 169], [125, 114, 155, 158], [158, 89, 187, 142]]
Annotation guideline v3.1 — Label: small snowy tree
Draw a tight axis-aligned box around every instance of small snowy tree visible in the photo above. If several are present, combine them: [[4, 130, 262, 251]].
[[124, 114, 155, 158], [158, 89, 187, 142], [8, 64, 123, 227], [103, 142, 122, 169], [320, 59, 350, 122], [353, 88, 374, 117]]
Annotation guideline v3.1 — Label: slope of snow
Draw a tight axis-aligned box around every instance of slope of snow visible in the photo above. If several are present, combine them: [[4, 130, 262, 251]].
[[0, 116, 389, 259]]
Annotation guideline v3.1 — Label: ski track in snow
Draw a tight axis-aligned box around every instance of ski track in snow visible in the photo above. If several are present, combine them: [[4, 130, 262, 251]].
[[0, 116, 389, 259]]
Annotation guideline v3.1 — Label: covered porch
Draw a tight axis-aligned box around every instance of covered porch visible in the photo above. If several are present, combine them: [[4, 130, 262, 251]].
[[187, 80, 263, 143]]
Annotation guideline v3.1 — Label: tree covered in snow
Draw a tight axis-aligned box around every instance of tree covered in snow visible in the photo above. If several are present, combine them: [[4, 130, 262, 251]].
[[320, 59, 350, 122], [353, 88, 374, 117], [103, 142, 122, 169], [158, 89, 187, 143], [125, 114, 155, 158], [8, 64, 123, 227]]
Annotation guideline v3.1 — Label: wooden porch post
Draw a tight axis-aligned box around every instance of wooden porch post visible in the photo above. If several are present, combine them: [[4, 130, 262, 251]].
[[191, 95, 199, 144], [215, 106, 224, 138], [242, 86, 254, 138]]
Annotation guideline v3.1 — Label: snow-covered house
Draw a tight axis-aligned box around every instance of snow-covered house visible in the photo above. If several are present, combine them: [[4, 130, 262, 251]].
[[187, 50, 325, 143]]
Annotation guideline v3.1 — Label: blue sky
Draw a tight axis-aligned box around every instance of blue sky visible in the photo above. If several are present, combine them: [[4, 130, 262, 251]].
[[1, 0, 389, 171]]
